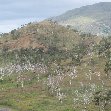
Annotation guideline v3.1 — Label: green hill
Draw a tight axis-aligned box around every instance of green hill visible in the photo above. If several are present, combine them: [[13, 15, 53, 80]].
[[0, 21, 111, 111], [0, 20, 82, 51]]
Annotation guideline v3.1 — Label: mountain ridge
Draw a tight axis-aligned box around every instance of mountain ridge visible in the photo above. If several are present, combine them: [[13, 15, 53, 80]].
[[51, 2, 111, 36]]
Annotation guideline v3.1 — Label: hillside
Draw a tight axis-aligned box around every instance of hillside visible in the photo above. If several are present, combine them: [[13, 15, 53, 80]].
[[1, 21, 111, 111], [51, 2, 111, 36], [0, 20, 82, 51]]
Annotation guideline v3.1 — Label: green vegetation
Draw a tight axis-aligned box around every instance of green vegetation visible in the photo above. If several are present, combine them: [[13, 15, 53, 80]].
[[0, 21, 111, 111]]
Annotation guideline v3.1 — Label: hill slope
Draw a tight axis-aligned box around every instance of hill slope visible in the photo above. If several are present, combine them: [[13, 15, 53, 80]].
[[1, 21, 111, 111], [52, 2, 111, 36], [0, 20, 82, 51]]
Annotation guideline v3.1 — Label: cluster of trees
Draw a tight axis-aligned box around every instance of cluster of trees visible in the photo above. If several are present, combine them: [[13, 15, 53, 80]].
[[11, 29, 20, 40], [93, 90, 111, 111], [0, 40, 89, 68], [94, 36, 111, 78]]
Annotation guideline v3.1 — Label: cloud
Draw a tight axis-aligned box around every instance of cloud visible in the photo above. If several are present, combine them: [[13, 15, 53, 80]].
[[0, 17, 44, 33]]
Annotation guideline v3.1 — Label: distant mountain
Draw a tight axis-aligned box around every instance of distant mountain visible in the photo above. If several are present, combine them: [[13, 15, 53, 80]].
[[51, 2, 111, 36]]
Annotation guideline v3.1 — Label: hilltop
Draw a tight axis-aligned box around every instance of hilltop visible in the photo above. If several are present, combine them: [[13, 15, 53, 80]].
[[0, 20, 81, 51], [51, 2, 111, 36]]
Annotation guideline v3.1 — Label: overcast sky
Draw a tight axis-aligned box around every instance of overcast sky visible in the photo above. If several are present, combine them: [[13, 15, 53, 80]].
[[0, 0, 111, 33]]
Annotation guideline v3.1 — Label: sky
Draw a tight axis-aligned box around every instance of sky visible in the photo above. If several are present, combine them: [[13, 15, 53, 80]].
[[0, 0, 111, 33]]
